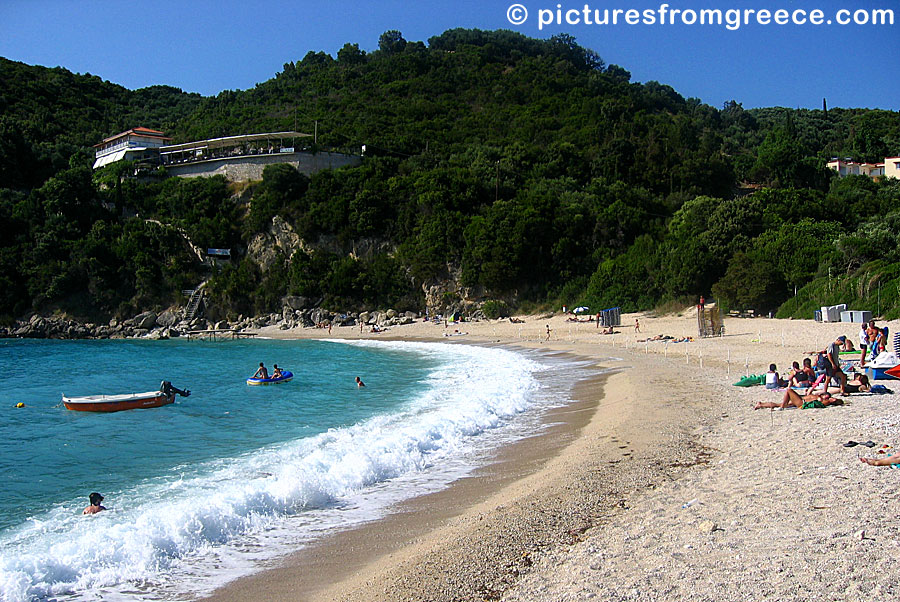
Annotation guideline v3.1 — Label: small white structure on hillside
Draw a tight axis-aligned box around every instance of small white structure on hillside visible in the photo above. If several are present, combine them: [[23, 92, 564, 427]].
[[93, 127, 172, 169]]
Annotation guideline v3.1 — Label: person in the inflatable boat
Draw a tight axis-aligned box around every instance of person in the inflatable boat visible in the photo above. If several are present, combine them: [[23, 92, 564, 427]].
[[253, 362, 269, 379], [272, 364, 283, 378]]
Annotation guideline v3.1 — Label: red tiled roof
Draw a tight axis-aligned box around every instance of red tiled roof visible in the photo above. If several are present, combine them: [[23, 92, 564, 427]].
[[94, 128, 172, 146]]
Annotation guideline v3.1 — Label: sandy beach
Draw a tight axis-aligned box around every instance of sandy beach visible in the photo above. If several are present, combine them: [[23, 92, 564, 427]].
[[205, 308, 900, 601]]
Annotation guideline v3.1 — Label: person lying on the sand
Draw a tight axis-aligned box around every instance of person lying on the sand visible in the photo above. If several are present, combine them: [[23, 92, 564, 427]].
[[636, 334, 673, 342], [754, 389, 844, 410], [823, 373, 870, 394], [860, 450, 900, 466], [806, 371, 870, 395]]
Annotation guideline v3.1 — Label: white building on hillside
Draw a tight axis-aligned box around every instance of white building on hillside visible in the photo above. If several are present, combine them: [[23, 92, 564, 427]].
[[826, 158, 885, 179], [93, 127, 172, 169]]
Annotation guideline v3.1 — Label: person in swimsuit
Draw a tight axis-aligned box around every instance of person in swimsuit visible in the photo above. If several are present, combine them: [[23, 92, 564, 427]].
[[355, 376, 365, 387], [754, 390, 843, 410], [83, 492, 106, 515], [834, 373, 870, 394], [272, 364, 283, 378], [253, 363, 269, 379], [787, 361, 810, 388], [861, 450, 900, 466]]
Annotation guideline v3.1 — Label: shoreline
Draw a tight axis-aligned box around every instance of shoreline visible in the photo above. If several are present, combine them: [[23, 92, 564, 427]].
[[204, 346, 612, 602], [202, 309, 900, 601], [204, 326, 728, 602]]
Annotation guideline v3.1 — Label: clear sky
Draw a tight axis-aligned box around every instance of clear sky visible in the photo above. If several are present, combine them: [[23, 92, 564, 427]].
[[1, 0, 897, 110]]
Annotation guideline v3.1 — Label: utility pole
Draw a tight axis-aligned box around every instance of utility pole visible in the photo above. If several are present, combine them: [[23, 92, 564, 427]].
[[495, 160, 500, 203]]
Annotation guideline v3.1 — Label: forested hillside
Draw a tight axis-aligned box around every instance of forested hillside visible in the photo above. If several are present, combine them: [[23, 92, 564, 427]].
[[1, 29, 900, 324]]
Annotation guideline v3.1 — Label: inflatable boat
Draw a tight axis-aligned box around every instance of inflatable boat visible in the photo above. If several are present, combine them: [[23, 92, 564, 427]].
[[247, 370, 293, 386]]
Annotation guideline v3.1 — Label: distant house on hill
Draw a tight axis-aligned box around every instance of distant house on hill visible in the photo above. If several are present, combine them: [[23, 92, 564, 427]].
[[885, 157, 900, 180], [92, 127, 172, 169], [92, 128, 361, 181], [826, 155, 900, 181]]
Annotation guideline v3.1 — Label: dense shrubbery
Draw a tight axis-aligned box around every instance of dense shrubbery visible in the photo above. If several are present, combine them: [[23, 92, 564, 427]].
[[2, 31, 900, 323]]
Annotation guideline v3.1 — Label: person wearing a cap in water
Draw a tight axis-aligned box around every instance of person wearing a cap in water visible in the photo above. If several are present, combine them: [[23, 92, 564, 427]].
[[83, 492, 106, 515]]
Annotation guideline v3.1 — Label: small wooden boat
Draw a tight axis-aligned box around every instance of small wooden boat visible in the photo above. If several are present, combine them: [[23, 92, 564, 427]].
[[63, 381, 190, 412], [62, 390, 175, 412], [247, 370, 293, 386]]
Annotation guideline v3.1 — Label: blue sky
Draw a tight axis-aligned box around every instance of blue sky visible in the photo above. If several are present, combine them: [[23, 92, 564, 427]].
[[1, 0, 897, 110]]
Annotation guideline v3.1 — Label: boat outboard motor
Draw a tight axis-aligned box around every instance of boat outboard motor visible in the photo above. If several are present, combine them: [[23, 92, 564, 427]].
[[160, 380, 191, 397]]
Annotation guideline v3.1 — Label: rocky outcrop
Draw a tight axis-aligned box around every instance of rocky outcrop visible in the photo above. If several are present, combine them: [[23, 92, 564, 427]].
[[247, 215, 396, 274], [247, 215, 301, 272], [0, 304, 440, 341]]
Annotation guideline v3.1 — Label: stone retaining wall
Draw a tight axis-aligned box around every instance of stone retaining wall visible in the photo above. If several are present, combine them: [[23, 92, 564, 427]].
[[165, 151, 362, 181]]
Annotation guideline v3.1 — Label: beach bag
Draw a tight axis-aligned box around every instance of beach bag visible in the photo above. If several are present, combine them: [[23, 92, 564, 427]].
[[870, 384, 894, 394], [815, 353, 830, 371]]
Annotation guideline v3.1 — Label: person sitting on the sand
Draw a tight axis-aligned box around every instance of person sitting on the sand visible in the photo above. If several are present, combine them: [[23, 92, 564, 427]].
[[788, 357, 816, 387], [754, 389, 844, 410], [253, 362, 269, 379], [765, 364, 787, 389], [841, 337, 855, 352], [787, 360, 811, 388]]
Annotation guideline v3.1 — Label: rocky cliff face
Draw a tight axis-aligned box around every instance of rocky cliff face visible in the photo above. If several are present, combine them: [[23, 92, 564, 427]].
[[247, 216, 395, 273], [247, 215, 302, 272], [243, 216, 509, 318]]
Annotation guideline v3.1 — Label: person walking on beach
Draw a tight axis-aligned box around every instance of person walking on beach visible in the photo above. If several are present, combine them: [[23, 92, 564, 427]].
[[253, 362, 268, 379], [634, 318, 641, 333], [807, 336, 849, 394], [356, 376, 365, 387], [83, 492, 106, 515], [546, 325, 551, 341]]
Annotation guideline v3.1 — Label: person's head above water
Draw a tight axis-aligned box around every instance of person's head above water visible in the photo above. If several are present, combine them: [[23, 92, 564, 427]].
[[89, 492, 103, 505]]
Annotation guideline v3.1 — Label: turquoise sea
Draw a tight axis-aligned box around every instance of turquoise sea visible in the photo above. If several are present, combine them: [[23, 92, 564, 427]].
[[0, 337, 591, 602]]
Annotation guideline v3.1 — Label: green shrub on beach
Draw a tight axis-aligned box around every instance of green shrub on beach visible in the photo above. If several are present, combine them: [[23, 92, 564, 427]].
[[481, 300, 510, 319]]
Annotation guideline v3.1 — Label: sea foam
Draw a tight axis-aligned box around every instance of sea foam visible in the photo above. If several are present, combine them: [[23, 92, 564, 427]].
[[0, 342, 549, 602]]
